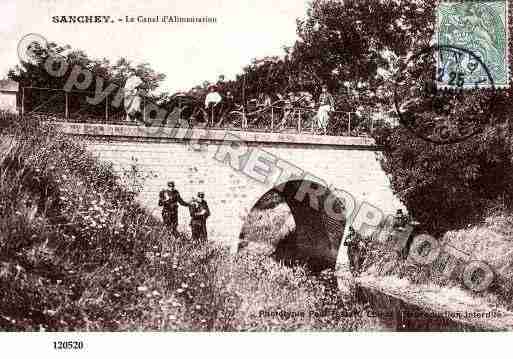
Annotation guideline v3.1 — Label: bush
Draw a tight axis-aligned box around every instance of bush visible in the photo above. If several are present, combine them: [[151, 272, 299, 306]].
[[373, 123, 513, 236]]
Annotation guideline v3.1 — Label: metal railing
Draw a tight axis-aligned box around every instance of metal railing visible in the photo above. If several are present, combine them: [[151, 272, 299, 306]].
[[21, 87, 126, 124], [20, 87, 381, 137]]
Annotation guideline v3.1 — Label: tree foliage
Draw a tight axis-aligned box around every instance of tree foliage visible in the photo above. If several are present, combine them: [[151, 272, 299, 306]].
[[9, 41, 166, 107]]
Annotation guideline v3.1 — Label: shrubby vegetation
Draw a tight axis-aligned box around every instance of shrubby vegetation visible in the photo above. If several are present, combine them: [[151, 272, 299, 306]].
[[375, 123, 513, 235]]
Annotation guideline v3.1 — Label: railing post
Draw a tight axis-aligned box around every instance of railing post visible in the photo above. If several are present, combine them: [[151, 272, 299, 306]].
[[311, 109, 315, 133], [21, 87, 25, 117], [179, 97, 182, 122], [65, 91, 69, 120], [271, 106, 274, 132], [348, 112, 351, 136], [105, 94, 109, 123], [297, 109, 302, 133]]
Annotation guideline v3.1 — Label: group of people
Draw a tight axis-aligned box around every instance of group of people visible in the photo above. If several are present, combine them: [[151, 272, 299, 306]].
[[123, 71, 337, 134], [191, 76, 337, 134], [158, 181, 210, 242]]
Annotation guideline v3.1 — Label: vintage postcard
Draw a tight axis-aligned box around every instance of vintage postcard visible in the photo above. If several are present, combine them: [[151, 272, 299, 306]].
[[1, 0, 513, 356]]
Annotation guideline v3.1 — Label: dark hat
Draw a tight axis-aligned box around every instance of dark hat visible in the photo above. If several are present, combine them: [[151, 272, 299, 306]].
[[197, 192, 205, 198], [167, 181, 175, 187]]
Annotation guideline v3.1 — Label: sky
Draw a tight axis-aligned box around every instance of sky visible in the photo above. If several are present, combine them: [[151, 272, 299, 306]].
[[0, 0, 309, 94]]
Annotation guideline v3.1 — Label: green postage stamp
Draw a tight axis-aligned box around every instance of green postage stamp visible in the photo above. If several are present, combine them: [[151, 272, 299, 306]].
[[437, 0, 510, 88]]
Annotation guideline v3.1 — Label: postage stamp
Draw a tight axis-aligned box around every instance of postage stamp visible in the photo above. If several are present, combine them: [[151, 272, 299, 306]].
[[437, 0, 510, 89]]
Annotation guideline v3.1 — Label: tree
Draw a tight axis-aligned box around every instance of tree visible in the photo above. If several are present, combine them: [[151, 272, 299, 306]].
[[9, 40, 166, 118]]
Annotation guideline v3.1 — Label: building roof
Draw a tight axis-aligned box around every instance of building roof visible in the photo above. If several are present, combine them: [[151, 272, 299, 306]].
[[0, 79, 19, 92]]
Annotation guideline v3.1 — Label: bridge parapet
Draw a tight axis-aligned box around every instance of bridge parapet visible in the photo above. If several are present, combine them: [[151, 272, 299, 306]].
[[51, 121, 380, 149]]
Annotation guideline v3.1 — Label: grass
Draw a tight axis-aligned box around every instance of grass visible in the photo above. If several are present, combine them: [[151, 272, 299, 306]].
[[0, 113, 383, 331]]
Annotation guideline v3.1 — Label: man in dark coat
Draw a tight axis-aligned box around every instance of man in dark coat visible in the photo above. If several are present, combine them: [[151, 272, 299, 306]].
[[189, 192, 210, 242], [344, 226, 360, 274], [158, 181, 188, 235]]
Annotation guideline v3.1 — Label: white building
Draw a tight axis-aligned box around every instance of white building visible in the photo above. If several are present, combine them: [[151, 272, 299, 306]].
[[0, 79, 19, 114]]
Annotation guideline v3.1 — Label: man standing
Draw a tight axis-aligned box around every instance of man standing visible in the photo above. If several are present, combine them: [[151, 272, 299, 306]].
[[343, 226, 360, 274], [317, 85, 335, 135], [158, 181, 188, 235], [196, 192, 210, 242], [205, 85, 222, 126], [124, 70, 144, 122], [189, 192, 210, 242]]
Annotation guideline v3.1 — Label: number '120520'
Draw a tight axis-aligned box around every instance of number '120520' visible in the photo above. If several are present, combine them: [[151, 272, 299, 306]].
[[53, 341, 84, 350]]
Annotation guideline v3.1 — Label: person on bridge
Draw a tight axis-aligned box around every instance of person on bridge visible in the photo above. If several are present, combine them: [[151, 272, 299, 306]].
[[124, 70, 145, 123], [188, 192, 210, 242], [158, 181, 188, 235], [317, 85, 335, 135], [205, 85, 223, 126]]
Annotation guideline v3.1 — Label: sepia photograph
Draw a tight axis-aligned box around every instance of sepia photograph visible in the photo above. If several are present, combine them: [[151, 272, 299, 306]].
[[1, 0, 513, 355]]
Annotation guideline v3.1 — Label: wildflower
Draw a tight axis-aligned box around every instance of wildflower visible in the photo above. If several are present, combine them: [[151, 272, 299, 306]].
[[152, 290, 160, 297], [181, 283, 188, 288], [188, 273, 196, 277], [176, 288, 184, 294], [195, 305, 201, 310], [137, 286, 148, 292], [200, 283, 206, 288]]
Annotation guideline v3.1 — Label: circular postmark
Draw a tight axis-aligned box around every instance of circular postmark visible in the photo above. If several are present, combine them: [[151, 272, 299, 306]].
[[17, 33, 48, 64], [393, 44, 497, 145]]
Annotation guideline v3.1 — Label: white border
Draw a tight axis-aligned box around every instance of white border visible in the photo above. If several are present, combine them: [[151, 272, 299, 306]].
[[1, 333, 512, 359]]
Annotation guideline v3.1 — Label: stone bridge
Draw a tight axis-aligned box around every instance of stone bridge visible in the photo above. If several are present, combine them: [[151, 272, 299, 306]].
[[54, 122, 403, 271]]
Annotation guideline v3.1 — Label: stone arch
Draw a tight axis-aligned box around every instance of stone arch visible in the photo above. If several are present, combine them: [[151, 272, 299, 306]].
[[243, 179, 348, 270]]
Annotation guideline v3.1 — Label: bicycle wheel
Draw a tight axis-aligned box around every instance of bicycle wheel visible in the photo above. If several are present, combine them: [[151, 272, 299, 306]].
[[225, 111, 244, 130]]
